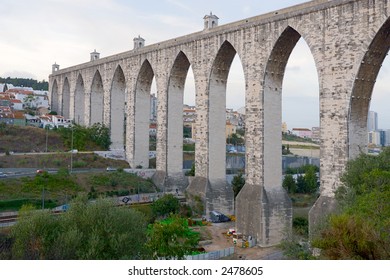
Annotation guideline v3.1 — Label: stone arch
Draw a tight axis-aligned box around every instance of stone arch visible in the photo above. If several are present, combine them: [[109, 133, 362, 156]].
[[348, 17, 390, 159], [74, 74, 85, 125], [90, 70, 104, 125], [166, 51, 192, 190], [51, 79, 59, 114], [110, 65, 127, 150], [133, 59, 154, 168], [62, 77, 70, 119]]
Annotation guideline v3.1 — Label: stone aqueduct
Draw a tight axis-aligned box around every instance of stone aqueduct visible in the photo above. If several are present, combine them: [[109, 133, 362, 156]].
[[49, 0, 390, 246]]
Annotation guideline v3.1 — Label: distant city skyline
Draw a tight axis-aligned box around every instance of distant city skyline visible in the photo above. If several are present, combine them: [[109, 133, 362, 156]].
[[0, 0, 388, 129]]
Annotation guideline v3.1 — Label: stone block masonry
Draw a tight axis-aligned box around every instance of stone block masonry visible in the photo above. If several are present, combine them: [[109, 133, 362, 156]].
[[49, 0, 390, 246]]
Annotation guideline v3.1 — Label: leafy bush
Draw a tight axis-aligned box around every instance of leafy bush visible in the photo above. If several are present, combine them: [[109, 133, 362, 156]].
[[9, 197, 148, 259], [293, 217, 308, 236], [232, 173, 245, 198], [185, 163, 195, 176], [151, 194, 180, 218], [279, 239, 316, 260], [313, 148, 390, 259], [146, 215, 200, 260]]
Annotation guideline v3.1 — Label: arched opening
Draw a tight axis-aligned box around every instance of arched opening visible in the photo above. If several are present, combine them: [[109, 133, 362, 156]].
[[261, 27, 320, 243], [62, 77, 70, 119], [370, 57, 390, 149], [51, 80, 58, 114], [74, 74, 85, 125], [134, 60, 154, 168], [226, 56, 246, 180], [283, 38, 320, 164], [149, 77, 157, 169], [183, 58, 196, 175], [90, 70, 104, 125], [166, 51, 192, 190], [264, 26, 320, 190], [349, 18, 390, 158], [209, 41, 238, 182], [110, 66, 126, 151]]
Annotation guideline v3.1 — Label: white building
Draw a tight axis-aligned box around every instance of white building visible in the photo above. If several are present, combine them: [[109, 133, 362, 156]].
[[10, 99, 23, 110], [367, 111, 378, 132], [32, 90, 49, 109], [368, 131, 381, 146], [292, 128, 312, 138], [40, 114, 72, 129], [385, 129, 390, 146]]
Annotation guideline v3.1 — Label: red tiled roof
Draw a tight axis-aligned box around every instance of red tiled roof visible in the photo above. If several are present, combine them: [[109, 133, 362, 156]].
[[6, 89, 33, 95]]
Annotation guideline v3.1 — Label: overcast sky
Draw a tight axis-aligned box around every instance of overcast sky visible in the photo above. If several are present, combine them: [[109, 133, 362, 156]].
[[0, 0, 389, 129]]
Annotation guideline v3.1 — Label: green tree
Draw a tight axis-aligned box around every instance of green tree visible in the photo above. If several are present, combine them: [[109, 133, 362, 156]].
[[89, 123, 111, 150], [11, 205, 62, 259], [151, 194, 180, 219], [10, 197, 148, 259], [236, 128, 245, 137], [296, 175, 306, 193], [186, 163, 195, 176], [146, 214, 199, 260], [312, 148, 390, 259], [183, 126, 191, 138], [283, 174, 297, 194], [303, 166, 318, 193], [232, 173, 245, 198], [226, 133, 244, 145]]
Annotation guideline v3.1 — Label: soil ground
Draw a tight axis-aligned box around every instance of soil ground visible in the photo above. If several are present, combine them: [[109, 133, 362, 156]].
[[196, 221, 284, 260]]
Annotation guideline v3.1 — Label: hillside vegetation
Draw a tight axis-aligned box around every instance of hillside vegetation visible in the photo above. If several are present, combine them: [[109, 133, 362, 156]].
[[0, 124, 110, 153], [0, 77, 48, 91], [0, 170, 156, 211]]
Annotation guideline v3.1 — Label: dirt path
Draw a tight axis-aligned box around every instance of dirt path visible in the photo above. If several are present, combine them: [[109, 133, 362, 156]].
[[197, 221, 283, 260]]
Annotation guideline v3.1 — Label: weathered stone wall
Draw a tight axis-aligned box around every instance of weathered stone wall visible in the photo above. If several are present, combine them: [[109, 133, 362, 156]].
[[49, 0, 390, 246]]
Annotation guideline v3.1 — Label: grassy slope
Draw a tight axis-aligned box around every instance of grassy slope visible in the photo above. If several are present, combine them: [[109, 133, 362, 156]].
[[0, 171, 156, 211]]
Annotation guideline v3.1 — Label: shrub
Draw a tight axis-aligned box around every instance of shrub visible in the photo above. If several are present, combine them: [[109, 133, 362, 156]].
[[10, 197, 148, 259], [151, 194, 180, 218], [292, 217, 308, 236]]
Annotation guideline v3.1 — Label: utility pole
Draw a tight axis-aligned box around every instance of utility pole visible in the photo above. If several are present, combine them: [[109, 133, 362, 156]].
[[42, 186, 45, 209], [70, 125, 74, 174], [45, 125, 48, 153]]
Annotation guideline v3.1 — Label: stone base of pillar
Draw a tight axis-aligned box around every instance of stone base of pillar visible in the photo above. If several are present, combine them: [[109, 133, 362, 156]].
[[152, 171, 189, 193], [206, 178, 234, 218], [151, 170, 166, 192], [185, 177, 234, 218], [261, 185, 292, 246], [166, 172, 189, 193], [309, 195, 338, 239], [185, 176, 208, 216], [236, 183, 292, 247]]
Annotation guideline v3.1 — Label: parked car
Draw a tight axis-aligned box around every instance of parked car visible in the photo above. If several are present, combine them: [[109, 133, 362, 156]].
[[36, 169, 45, 174], [106, 167, 117, 172], [209, 211, 231, 223], [0, 172, 7, 178]]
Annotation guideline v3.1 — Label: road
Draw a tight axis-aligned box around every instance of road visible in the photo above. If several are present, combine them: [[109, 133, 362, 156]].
[[0, 168, 106, 179]]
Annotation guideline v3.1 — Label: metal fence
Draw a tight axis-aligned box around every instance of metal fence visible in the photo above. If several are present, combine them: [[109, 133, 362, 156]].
[[185, 247, 235, 260]]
